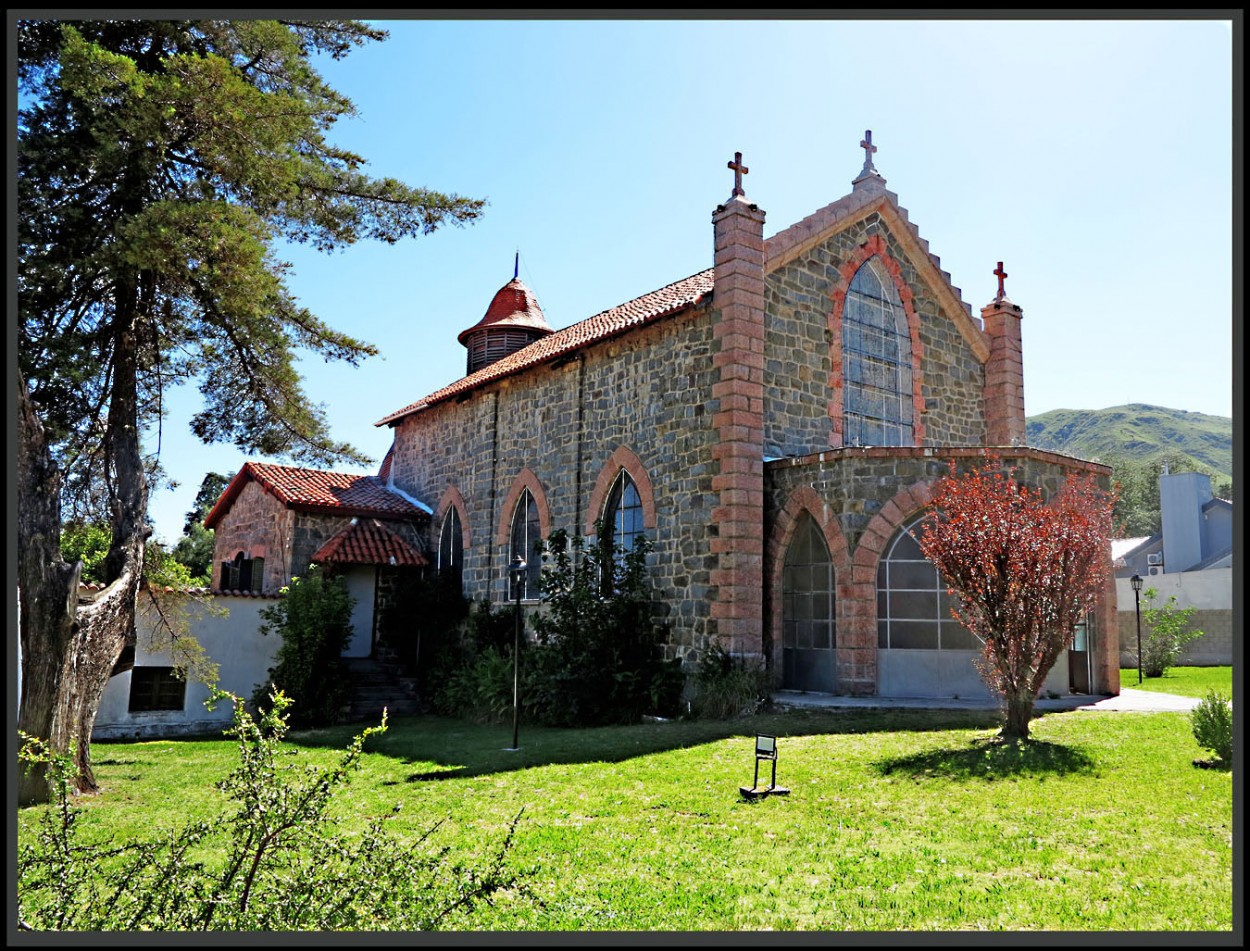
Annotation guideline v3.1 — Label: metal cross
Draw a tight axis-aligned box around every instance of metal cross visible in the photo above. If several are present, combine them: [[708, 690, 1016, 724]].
[[728, 151, 748, 197], [994, 261, 1008, 298], [860, 130, 877, 172]]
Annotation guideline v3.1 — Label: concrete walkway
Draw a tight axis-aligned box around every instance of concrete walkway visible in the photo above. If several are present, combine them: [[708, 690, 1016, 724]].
[[773, 686, 1205, 714]]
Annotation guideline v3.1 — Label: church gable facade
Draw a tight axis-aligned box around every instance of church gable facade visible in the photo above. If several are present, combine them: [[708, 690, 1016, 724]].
[[255, 135, 1117, 701]]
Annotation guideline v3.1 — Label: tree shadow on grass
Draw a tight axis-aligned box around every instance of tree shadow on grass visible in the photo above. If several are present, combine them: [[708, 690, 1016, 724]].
[[285, 707, 1011, 785], [873, 735, 1098, 782]]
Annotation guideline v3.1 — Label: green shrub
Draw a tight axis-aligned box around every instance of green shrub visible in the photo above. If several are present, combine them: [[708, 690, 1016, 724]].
[[693, 641, 771, 719], [439, 646, 517, 725], [16, 690, 529, 931], [525, 527, 684, 726], [424, 600, 518, 720], [253, 567, 355, 727], [1138, 588, 1205, 678], [1190, 690, 1233, 764]]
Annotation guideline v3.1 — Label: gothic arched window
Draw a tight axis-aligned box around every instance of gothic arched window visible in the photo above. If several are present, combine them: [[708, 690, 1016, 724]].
[[843, 258, 914, 448], [781, 514, 837, 692], [509, 488, 542, 598], [438, 507, 463, 587], [603, 471, 643, 558]]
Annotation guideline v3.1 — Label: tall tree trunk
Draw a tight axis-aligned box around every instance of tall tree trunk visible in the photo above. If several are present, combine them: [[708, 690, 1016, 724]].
[[17, 373, 81, 805], [16, 285, 148, 803]]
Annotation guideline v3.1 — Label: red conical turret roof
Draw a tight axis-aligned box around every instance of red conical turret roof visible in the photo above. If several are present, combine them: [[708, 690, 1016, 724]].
[[457, 277, 554, 346]]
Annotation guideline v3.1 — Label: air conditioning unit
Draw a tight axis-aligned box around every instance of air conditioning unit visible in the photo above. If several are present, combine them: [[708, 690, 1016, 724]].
[[1146, 552, 1164, 566], [1148, 566, 1162, 576]]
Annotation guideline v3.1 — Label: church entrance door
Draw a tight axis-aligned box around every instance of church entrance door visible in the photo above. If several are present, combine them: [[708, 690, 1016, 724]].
[[780, 516, 838, 694]]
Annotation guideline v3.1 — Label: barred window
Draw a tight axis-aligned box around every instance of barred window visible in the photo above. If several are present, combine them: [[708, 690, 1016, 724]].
[[843, 259, 914, 447], [128, 666, 186, 713]]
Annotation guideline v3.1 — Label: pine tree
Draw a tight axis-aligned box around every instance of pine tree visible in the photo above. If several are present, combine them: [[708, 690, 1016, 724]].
[[17, 19, 484, 803]]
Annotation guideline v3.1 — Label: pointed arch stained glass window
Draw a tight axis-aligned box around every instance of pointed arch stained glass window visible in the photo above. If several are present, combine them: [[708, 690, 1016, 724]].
[[843, 258, 914, 447]]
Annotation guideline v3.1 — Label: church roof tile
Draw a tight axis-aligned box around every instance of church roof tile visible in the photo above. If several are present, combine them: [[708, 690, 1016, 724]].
[[203, 461, 427, 528], [312, 518, 429, 567], [376, 268, 714, 426]]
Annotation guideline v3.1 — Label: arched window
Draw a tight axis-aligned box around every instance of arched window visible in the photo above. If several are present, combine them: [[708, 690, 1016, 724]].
[[438, 507, 463, 587], [603, 471, 643, 558], [781, 514, 837, 692], [876, 513, 980, 650], [220, 551, 264, 593], [509, 488, 542, 598], [843, 258, 914, 447]]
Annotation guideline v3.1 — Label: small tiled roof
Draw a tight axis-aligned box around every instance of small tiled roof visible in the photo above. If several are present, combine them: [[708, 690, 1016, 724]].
[[377, 269, 715, 427], [457, 277, 554, 345], [203, 461, 428, 529], [312, 518, 429, 567]]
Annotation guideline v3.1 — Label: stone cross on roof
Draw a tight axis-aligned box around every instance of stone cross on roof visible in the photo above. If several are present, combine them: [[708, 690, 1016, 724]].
[[994, 261, 1008, 299], [728, 151, 748, 198], [859, 130, 878, 175]]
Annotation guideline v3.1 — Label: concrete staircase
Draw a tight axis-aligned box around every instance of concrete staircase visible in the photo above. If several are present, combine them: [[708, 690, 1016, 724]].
[[343, 642, 424, 721]]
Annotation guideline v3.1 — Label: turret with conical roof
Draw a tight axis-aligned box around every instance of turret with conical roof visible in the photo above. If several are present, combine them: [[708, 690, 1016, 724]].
[[458, 256, 554, 374]]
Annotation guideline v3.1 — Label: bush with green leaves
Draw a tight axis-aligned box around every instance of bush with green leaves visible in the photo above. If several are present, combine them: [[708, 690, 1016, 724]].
[[523, 527, 684, 726], [424, 599, 520, 718], [253, 567, 356, 727], [692, 640, 771, 719], [17, 689, 530, 931], [1137, 587, 1205, 678], [1190, 690, 1233, 765], [431, 528, 684, 727]]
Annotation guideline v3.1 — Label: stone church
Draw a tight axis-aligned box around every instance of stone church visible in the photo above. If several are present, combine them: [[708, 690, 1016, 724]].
[[206, 134, 1120, 701]]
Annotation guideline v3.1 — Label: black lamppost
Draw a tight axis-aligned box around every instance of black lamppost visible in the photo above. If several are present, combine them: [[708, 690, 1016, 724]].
[[506, 555, 526, 751], [1130, 573, 1144, 685]]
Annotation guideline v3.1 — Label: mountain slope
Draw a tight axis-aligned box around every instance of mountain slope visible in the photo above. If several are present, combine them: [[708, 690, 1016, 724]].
[[1025, 404, 1232, 484]]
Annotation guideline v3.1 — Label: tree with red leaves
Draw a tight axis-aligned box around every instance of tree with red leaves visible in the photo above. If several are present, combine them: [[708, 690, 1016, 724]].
[[918, 457, 1116, 740]]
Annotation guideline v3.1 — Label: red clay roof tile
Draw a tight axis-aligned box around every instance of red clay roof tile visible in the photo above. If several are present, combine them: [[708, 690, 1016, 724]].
[[457, 277, 554, 344], [203, 462, 428, 529], [312, 518, 429, 567], [376, 268, 714, 427]]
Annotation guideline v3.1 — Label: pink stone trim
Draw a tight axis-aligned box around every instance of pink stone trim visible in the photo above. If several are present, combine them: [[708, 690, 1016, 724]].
[[583, 446, 658, 536], [495, 467, 552, 549], [435, 485, 472, 550]]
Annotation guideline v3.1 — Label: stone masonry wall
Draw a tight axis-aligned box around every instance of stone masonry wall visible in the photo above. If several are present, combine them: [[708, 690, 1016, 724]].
[[386, 303, 720, 664], [764, 212, 985, 458], [765, 447, 1119, 695], [211, 481, 295, 594]]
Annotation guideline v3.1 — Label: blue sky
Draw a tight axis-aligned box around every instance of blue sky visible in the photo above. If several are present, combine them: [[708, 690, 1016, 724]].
[[145, 15, 1236, 545]]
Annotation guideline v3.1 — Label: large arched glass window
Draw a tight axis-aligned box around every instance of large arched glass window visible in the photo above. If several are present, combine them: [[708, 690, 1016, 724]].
[[782, 514, 837, 692], [843, 258, 914, 447], [438, 507, 463, 587], [876, 513, 980, 650], [509, 488, 542, 599]]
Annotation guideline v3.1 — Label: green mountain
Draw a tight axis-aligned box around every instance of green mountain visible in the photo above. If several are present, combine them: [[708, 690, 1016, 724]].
[[1025, 404, 1233, 486]]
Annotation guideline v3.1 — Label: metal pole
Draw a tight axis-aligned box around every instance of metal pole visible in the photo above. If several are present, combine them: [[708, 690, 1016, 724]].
[[511, 574, 521, 751], [1134, 585, 1143, 685]]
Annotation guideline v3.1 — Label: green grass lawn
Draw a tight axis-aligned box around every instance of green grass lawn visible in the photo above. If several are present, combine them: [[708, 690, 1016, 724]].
[[1119, 666, 1234, 698], [19, 705, 1233, 932]]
